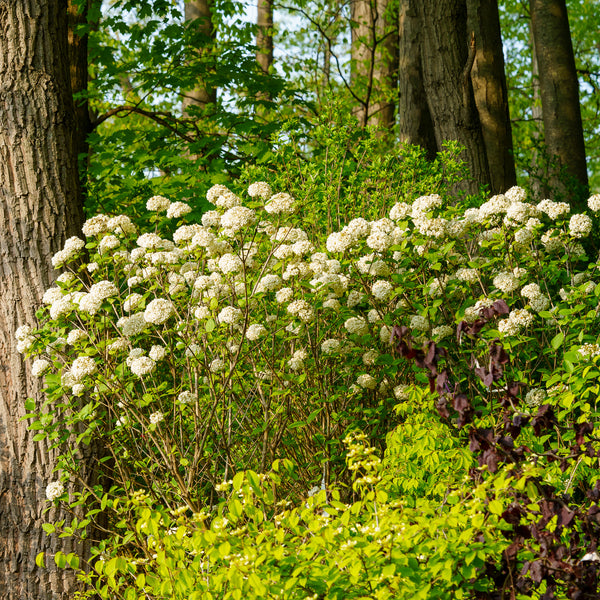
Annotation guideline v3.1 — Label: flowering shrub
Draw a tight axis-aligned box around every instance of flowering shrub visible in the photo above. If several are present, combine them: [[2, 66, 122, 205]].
[[20, 179, 600, 597]]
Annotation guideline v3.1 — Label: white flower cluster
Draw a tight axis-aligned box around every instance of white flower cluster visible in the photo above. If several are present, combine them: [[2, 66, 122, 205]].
[[537, 199, 570, 220], [265, 192, 295, 214], [52, 236, 85, 267], [525, 388, 547, 407], [588, 194, 600, 212], [248, 181, 272, 199], [578, 343, 600, 360], [498, 309, 535, 336], [568, 214, 593, 239]]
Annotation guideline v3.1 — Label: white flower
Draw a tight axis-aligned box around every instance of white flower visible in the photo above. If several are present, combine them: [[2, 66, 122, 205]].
[[287, 348, 308, 371], [356, 374, 377, 390], [218, 253, 244, 274], [379, 325, 392, 344], [144, 299, 174, 325], [412, 194, 443, 215], [326, 231, 353, 254], [108, 215, 136, 235], [178, 391, 196, 404], [210, 358, 226, 373], [108, 338, 128, 353], [356, 254, 390, 276], [347, 290, 365, 308], [371, 280, 393, 302], [45, 481, 65, 502], [57, 272, 75, 285], [130, 356, 156, 377], [410, 315, 429, 332], [265, 192, 295, 214], [124, 293, 143, 312], [362, 350, 379, 366], [366, 230, 392, 252], [201, 211, 221, 228], [569, 214, 593, 238], [587, 194, 600, 212], [521, 283, 541, 299], [578, 343, 600, 360], [323, 298, 341, 310], [537, 199, 570, 220], [275, 287, 293, 304], [255, 274, 282, 294], [432, 325, 453, 340], [43, 287, 63, 305], [455, 268, 479, 283], [167, 202, 192, 219], [70, 356, 97, 381], [149, 411, 164, 425], [218, 306, 242, 326], [137, 233, 165, 249], [514, 228, 534, 246], [89, 280, 118, 301], [248, 181, 272, 199], [498, 309, 535, 336], [51, 236, 85, 267], [344, 317, 369, 336], [505, 186, 527, 203], [321, 339, 341, 354], [146, 195, 171, 212], [220, 206, 257, 232], [394, 385, 410, 400], [389, 202, 412, 221], [98, 234, 120, 254], [493, 271, 519, 293], [118, 312, 147, 337], [246, 324, 267, 341], [215, 190, 241, 209], [206, 184, 230, 204], [31, 359, 51, 377], [82, 214, 110, 237], [149, 345, 166, 361], [66, 329, 86, 345], [525, 388, 547, 407]]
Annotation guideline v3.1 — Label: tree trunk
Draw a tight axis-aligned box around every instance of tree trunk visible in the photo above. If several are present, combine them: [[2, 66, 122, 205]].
[[0, 1, 85, 598], [397, 0, 437, 160], [351, 0, 398, 131], [67, 0, 91, 188], [416, 0, 490, 194], [529, 21, 547, 198], [256, 0, 273, 77], [182, 0, 216, 114], [530, 0, 588, 208], [467, 0, 517, 193]]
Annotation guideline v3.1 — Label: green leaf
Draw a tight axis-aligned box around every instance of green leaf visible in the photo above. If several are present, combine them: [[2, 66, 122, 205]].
[[35, 552, 45, 568], [551, 332, 564, 350]]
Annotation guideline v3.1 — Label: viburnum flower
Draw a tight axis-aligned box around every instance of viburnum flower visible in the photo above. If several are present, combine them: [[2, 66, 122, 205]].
[[45, 481, 65, 502], [144, 298, 174, 325]]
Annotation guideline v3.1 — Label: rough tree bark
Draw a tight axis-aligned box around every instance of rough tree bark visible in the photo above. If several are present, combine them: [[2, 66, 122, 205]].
[[530, 0, 588, 207], [397, 0, 437, 160], [351, 0, 398, 130], [182, 0, 216, 114], [416, 0, 491, 194], [467, 0, 517, 193], [0, 1, 85, 598]]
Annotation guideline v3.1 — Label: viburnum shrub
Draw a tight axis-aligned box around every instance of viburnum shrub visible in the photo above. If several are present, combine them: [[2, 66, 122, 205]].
[[19, 180, 600, 597]]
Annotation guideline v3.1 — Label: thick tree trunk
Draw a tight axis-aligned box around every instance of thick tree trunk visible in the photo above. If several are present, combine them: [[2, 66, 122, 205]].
[[467, 0, 517, 193], [397, 0, 437, 160], [416, 0, 491, 194], [529, 22, 547, 198], [0, 1, 85, 598], [351, 0, 398, 131], [182, 0, 216, 114], [530, 0, 588, 208]]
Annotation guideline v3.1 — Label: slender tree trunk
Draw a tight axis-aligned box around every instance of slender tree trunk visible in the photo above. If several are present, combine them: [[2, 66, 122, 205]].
[[416, 0, 490, 194], [467, 0, 517, 193], [530, 0, 588, 207], [351, 0, 398, 131], [256, 0, 273, 77], [397, 0, 437, 160], [67, 0, 91, 190], [182, 0, 216, 114], [0, 1, 85, 598], [529, 22, 547, 198]]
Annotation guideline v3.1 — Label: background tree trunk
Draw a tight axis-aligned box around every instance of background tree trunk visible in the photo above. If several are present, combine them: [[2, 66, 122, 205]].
[[416, 0, 490, 194], [183, 0, 216, 114], [351, 0, 398, 131], [530, 0, 588, 207], [467, 0, 517, 193], [67, 0, 92, 190], [397, 0, 437, 160], [256, 0, 273, 77], [0, 1, 85, 598]]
